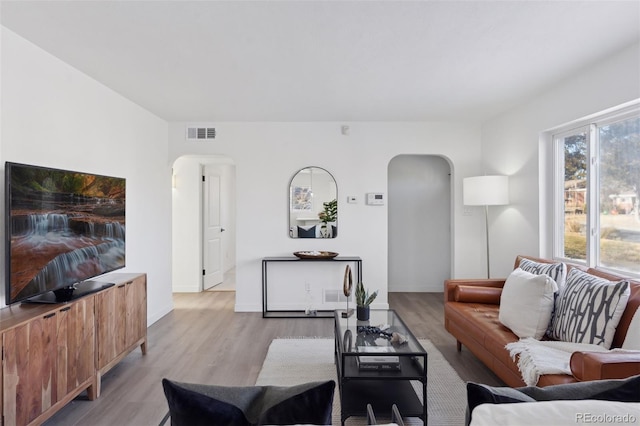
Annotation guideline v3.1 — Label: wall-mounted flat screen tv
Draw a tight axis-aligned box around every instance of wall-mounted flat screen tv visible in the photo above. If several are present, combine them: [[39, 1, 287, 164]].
[[5, 162, 125, 304]]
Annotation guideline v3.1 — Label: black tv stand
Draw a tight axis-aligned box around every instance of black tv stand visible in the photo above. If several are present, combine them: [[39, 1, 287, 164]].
[[23, 280, 115, 304]]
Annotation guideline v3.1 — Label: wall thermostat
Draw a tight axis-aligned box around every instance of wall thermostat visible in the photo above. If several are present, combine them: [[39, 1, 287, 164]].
[[366, 193, 385, 205]]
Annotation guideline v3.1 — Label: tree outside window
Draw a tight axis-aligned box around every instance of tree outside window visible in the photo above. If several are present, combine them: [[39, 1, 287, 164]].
[[598, 116, 640, 272], [555, 110, 640, 274], [561, 131, 588, 262]]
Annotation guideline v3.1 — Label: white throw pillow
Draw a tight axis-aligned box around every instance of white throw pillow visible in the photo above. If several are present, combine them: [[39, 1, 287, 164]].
[[499, 268, 558, 339], [518, 258, 567, 336], [470, 400, 640, 426], [622, 308, 640, 350], [549, 268, 630, 349]]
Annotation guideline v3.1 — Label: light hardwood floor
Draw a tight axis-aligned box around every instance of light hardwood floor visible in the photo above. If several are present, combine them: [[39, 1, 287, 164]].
[[44, 292, 502, 426]]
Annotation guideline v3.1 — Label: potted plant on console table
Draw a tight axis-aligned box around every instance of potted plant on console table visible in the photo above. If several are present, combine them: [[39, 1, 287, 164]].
[[318, 199, 337, 238], [355, 281, 378, 321]]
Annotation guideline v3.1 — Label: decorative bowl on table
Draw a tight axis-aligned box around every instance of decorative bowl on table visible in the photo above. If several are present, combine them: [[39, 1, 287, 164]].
[[293, 251, 339, 259]]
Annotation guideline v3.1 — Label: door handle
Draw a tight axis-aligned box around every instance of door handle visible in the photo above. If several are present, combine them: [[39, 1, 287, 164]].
[[221, 228, 226, 232]]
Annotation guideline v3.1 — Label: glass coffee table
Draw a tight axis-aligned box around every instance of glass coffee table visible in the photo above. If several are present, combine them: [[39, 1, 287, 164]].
[[334, 309, 427, 425]]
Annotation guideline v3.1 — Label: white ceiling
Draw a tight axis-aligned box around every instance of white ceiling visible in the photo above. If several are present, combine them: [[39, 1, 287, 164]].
[[1, 1, 639, 122]]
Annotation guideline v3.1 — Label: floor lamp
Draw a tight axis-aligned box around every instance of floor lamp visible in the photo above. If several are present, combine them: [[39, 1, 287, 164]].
[[463, 175, 509, 278]]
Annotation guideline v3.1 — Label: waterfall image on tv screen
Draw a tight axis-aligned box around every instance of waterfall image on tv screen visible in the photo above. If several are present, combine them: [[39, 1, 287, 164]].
[[5, 162, 125, 304]]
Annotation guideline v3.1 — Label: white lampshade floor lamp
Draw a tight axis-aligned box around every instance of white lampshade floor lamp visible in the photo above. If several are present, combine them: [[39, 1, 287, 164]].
[[463, 175, 509, 278]]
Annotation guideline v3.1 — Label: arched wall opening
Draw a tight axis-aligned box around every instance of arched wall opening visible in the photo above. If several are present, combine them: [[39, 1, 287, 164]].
[[171, 155, 236, 292], [388, 154, 452, 292]]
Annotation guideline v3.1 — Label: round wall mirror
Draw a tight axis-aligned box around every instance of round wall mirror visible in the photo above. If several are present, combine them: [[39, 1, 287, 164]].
[[289, 167, 337, 238]]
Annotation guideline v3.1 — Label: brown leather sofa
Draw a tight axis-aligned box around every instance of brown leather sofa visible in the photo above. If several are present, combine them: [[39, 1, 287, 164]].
[[444, 255, 640, 387]]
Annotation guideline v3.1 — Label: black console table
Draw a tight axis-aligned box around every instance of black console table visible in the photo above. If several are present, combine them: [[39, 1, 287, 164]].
[[262, 256, 362, 318]]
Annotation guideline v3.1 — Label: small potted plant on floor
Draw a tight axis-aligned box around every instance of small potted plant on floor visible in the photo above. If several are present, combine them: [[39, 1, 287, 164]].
[[355, 281, 377, 321]]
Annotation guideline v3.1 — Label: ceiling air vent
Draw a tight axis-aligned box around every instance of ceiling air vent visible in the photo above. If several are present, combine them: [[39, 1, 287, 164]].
[[186, 127, 216, 140]]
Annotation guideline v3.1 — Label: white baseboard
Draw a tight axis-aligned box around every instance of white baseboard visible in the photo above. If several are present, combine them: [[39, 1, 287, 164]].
[[148, 303, 173, 326], [234, 303, 261, 312], [172, 285, 200, 293]]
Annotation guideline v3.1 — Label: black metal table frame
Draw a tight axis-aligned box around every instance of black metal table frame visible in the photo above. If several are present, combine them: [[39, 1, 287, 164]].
[[334, 309, 427, 425], [261, 256, 362, 318]]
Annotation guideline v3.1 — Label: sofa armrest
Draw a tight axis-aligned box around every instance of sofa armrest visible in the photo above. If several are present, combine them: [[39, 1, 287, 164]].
[[444, 279, 506, 302], [570, 351, 640, 381]]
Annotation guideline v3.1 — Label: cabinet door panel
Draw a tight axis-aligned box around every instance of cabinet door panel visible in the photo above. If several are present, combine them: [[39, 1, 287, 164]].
[[57, 299, 95, 396], [56, 307, 70, 400], [74, 298, 96, 385], [96, 285, 126, 369], [125, 277, 147, 347], [3, 314, 57, 426]]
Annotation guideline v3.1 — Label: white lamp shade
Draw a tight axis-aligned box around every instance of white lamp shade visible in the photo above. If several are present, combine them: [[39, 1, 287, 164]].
[[463, 175, 509, 206]]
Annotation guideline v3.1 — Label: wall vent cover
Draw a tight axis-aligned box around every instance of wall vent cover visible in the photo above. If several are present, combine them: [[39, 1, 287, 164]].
[[186, 127, 216, 140]]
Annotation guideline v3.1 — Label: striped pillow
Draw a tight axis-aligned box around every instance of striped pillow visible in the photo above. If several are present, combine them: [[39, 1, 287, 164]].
[[549, 268, 630, 348], [518, 258, 566, 290]]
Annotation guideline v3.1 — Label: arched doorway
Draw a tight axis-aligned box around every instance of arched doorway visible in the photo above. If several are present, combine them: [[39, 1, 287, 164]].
[[171, 155, 236, 292], [388, 155, 452, 292]]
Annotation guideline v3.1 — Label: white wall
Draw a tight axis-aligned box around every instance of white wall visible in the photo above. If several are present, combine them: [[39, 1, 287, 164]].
[[1, 28, 173, 324], [482, 42, 640, 277], [6, 28, 634, 320], [218, 162, 237, 273], [169, 122, 486, 312]]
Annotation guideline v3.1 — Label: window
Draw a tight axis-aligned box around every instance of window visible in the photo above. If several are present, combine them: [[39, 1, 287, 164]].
[[553, 107, 640, 275]]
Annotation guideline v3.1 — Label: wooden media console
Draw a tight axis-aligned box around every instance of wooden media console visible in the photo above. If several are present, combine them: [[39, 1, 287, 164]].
[[0, 273, 147, 426]]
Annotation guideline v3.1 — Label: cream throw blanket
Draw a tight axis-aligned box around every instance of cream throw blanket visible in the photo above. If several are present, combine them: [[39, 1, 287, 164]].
[[505, 338, 608, 386]]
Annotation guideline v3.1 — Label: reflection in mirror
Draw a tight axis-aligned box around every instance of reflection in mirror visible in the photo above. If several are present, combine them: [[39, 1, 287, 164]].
[[289, 167, 337, 238]]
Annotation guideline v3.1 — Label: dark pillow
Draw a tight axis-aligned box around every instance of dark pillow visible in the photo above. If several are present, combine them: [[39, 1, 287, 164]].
[[162, 378, 335, 426], [466, 375, 640, 426], [297, 225, 316, 238]]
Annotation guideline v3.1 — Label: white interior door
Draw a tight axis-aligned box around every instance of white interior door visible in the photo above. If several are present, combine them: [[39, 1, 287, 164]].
[[203, 167, 223, 289]]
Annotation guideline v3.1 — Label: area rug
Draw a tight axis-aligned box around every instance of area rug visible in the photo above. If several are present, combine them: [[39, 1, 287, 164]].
[[255, 338, 467, 425]]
